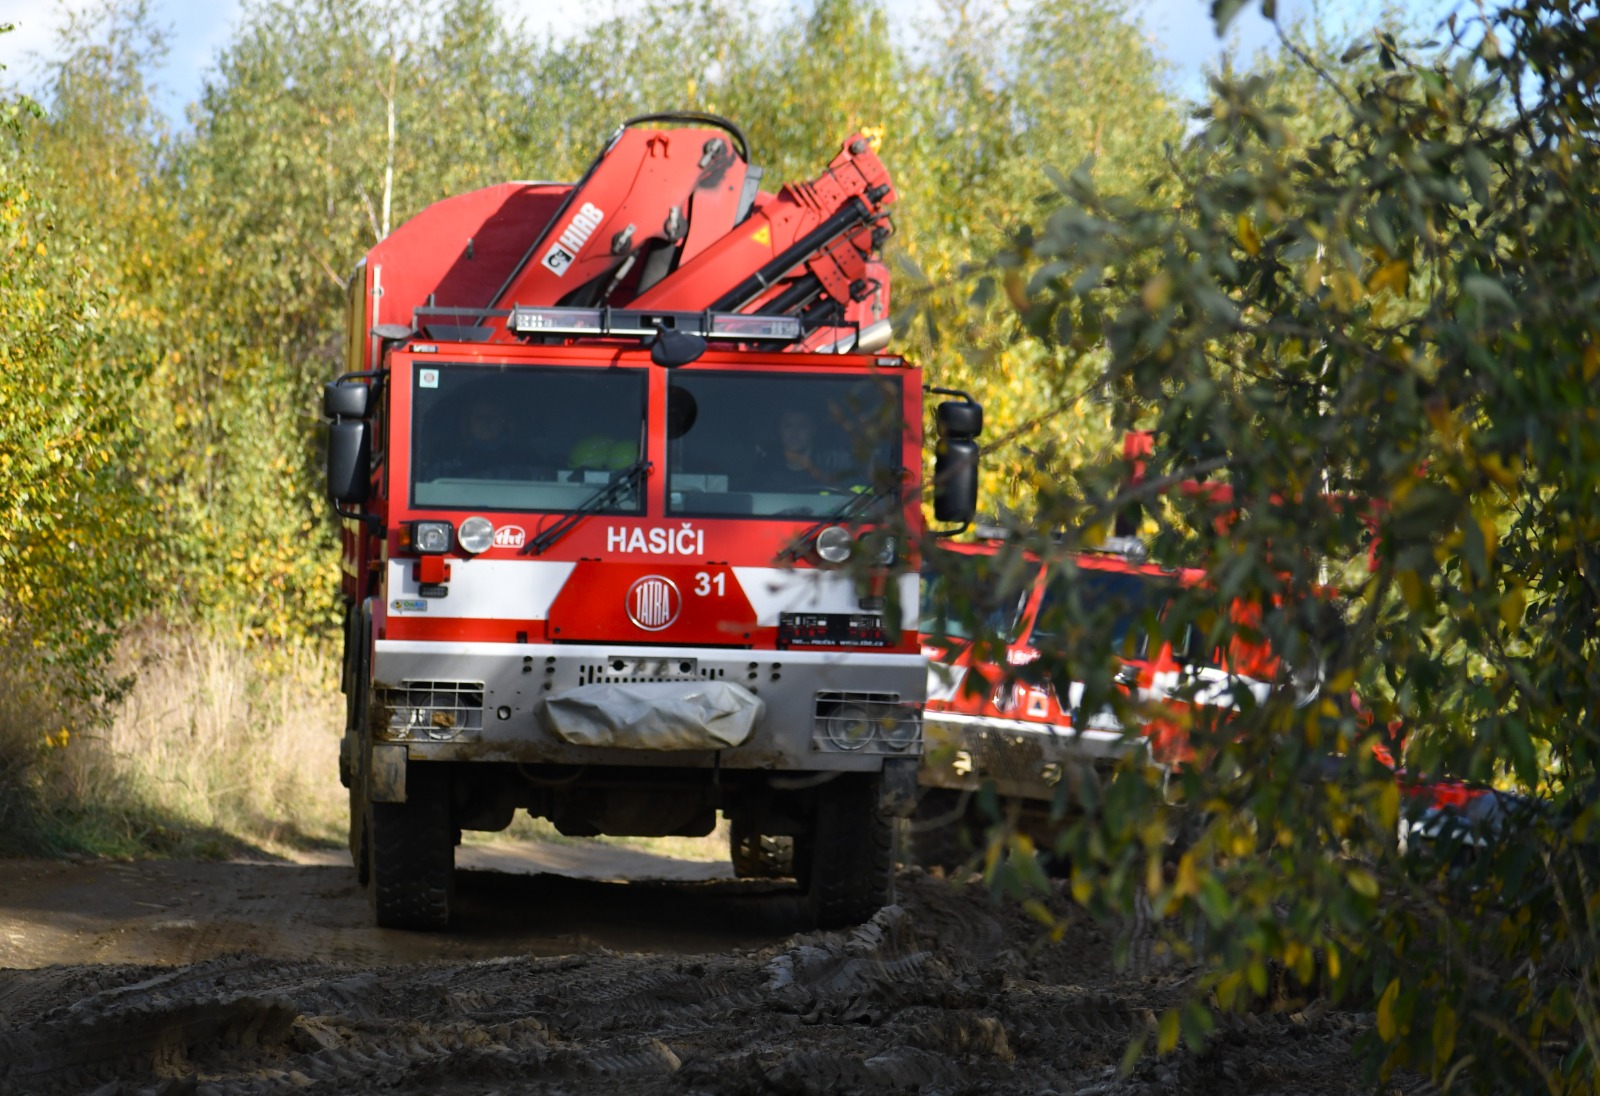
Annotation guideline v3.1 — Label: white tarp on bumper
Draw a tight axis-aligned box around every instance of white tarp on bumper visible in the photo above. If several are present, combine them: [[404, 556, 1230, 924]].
[[543, 680, 766, 750]]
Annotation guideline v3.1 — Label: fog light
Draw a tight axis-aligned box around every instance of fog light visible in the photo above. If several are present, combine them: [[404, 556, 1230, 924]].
[[410, 520, 452, 554], [823, 702, 876, 750], [458, 515, 495, 554], [815, 524, 852, 564]]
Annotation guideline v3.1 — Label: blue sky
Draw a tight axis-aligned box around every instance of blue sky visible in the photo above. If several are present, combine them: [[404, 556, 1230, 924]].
[[1, 0, 1457, 126]]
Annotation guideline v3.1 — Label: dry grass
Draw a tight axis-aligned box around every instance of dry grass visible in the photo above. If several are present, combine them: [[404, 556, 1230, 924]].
[[0, 625, 349, 859], [4, 623, 732, 866]]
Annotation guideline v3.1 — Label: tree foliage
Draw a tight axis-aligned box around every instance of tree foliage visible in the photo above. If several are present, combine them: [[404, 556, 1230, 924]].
[[950, 1, 1600, 1088]]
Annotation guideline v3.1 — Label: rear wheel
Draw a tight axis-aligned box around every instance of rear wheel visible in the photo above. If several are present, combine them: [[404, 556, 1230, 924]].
[[730, 819, 794, 879], [367, 761, 455, 931], [802, 775, 896, 929]]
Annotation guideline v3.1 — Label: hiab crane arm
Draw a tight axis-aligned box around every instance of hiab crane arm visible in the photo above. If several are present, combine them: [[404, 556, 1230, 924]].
[[483, 114, 897, 351]]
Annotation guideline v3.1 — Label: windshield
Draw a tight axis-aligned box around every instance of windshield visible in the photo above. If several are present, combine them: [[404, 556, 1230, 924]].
[[920, 554, 1040, 644], [410, 363, 645, 512], [1029, 566, 1176, 660], [665, 372, 902, 518]]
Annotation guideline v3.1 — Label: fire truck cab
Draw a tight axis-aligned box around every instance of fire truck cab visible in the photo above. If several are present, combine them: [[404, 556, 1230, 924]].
[[323, 116, 979, 930]]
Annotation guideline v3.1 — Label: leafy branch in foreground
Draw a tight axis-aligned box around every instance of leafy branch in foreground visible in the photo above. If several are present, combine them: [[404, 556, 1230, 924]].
[[961, 1, 1600, 1089]]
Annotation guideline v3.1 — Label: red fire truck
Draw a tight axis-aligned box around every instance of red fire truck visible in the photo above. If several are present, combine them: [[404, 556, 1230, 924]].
[[914, 456, 1522, 866], [914, 533, 1252, 861], [323, 114, 981, 930]]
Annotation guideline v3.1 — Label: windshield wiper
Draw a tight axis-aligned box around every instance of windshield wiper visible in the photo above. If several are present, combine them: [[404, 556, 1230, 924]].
[[524, 459, 651, 556]]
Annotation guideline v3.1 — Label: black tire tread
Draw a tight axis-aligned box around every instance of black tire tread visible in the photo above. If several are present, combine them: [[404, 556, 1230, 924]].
[[729, 821, 794, 879], [367, 763, 454, 931], [806, 775, 896, 929]]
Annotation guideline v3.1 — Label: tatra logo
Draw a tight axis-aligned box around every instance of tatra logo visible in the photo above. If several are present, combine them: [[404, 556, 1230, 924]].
[[607, 523, 705, 556], [626, 575, 681, 631], [541, 201, 605, 276], [493, 525, 526, 549]]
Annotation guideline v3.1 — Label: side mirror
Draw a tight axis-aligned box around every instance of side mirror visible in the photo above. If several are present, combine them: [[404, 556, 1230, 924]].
[[932, 398, 981, 524], [327, 420, 371, 504], [324, 381, 371, 419]]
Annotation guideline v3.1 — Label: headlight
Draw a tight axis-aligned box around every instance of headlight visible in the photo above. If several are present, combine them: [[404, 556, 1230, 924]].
[[457, 515, 495, 554], [410, 520, 452, 554], [815, 524, 852, 564], [859, 532, 896, 566], [878, 706, 919, 751], [822, 702, 876, 750]]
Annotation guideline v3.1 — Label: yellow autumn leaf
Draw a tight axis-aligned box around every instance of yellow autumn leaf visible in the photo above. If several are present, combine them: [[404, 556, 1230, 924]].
[[1432, 1001, 1457, 1065], [1377, 978, 1401, 1041], [1499, 584, 1526, 629], [1172, 851, 1198, 898], [1236, 212, 1260, 256], [1157, 1008, 1181, 1054], [1398, 568, 1424, 609], [1366, 258, 1409, 296], [1346, 866, 1379, 898]]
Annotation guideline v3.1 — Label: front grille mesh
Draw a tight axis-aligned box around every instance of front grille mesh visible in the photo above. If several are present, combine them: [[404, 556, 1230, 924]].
[[378, 680, 484, 740], [812, 690, 922, 755]]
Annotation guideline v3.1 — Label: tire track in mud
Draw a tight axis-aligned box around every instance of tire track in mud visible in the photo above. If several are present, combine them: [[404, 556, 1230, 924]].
[[2, 867, 1401, 1096]]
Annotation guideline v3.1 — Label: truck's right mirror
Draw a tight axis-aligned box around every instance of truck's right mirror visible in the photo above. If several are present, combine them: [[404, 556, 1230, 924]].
[[326, 420, 371, 504], [932, 399, 981, 524]]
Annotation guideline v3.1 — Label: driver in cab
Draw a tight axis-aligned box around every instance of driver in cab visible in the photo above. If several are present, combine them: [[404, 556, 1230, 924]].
[[766, 408, 841, 491]]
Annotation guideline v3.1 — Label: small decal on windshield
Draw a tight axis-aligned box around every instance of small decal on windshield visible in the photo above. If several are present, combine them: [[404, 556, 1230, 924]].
[[418, 368, 439, 389]]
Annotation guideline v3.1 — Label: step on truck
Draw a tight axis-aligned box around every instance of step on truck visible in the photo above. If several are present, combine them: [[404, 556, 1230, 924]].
[[322, 113, 982, 930]]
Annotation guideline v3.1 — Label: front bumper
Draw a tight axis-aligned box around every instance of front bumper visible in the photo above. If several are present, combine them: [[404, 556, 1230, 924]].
[[370, 640, 925, 772], [919, 710, 1145, 802]]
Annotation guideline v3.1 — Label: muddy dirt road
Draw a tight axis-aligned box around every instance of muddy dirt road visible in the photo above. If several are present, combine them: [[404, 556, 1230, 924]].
[[1, 847, 1414, 1096]]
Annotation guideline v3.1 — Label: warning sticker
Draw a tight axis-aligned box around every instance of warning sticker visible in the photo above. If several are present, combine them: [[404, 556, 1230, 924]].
[[541, 244, 576, 275], [751, 224, 771, 248]]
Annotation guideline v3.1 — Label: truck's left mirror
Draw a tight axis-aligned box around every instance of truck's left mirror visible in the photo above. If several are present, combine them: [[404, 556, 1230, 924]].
[[324, 381, 370, 420], [327, 420, 371, 504]]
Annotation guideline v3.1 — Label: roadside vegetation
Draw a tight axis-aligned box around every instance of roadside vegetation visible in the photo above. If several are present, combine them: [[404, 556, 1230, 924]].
[[2, 0, 1596, 1089]]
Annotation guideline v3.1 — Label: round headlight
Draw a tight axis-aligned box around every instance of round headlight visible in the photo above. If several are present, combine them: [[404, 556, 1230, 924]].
[[823, 702, 876, 750], [859, 532, 896, 566], [879, 706, 919, 751], [815, 524, 852, 564], [457, 515, 496, 554]]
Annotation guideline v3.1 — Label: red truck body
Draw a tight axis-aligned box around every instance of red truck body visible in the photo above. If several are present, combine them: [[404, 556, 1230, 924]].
[[325, 116, 961, 930]]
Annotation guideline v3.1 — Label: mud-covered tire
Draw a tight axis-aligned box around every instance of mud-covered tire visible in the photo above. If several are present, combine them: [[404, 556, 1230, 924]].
[[730, 821, 794, 879], [349, 780, 371, 887], [804, 775, 896, 929], [908, 789, 976, 872], [367, 762, 455, 931]]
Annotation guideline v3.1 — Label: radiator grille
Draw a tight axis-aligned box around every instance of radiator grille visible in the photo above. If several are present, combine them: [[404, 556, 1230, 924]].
[[378, 680, 484, 740]]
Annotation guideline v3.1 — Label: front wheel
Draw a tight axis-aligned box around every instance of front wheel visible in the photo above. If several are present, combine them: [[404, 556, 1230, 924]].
[[367, 761, 455, 931], [801, 775, 896, 929]]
